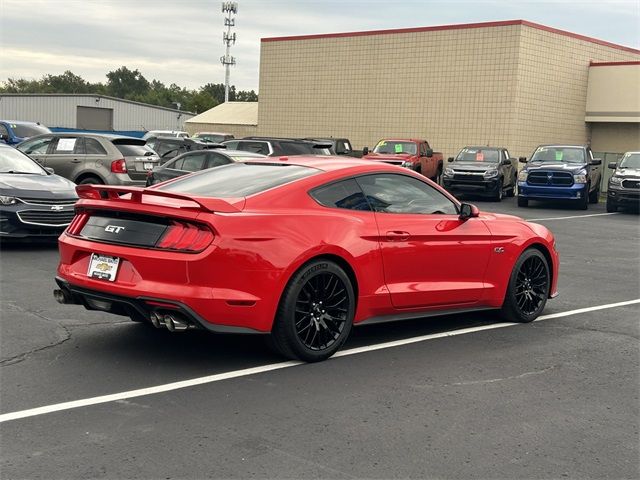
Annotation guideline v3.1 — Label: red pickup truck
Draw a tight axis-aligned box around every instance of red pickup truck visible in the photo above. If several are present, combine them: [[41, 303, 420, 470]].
[[363, 138, 444, 181]]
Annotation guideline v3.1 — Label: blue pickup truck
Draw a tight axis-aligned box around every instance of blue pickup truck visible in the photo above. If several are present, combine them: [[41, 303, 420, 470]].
[[517, 145, 602, 210]]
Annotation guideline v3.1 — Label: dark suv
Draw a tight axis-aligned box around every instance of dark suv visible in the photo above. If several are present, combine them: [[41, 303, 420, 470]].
[[606, 151, 640, 212], [145, 136, 224, 160], [222, 137, 332, 156], [442, 146, 517, 201], [302, 138, 357, 156], [517, 145, 602, 209]]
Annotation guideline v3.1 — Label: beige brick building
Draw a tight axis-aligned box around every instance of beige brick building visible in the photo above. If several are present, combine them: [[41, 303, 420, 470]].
[[255, 20, 639, 160]]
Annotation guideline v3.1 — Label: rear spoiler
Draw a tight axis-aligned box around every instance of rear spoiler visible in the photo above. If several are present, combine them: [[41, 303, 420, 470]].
[[75, 185, 243, 213]]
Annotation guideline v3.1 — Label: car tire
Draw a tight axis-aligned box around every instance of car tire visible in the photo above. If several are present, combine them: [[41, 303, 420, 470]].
[[500, 248, 550, 323], [517, 196, 528, 207], [77, 176, 103, 185], [492, 179, 504, 202], [589, 183, 600, 204], [270, 259, 355, 362], [577, 185, 589, 210], [506, 179, 516, 197], [606, 197, 618, 213]]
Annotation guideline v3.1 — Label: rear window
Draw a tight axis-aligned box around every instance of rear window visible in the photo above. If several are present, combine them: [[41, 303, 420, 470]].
[[158, 163, 320, 198], [11, 123, 51, 138], [116, 144, 156, 156]]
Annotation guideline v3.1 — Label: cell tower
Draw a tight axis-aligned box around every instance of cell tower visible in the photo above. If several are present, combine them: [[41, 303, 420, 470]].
[[221, 2, 237, 103]]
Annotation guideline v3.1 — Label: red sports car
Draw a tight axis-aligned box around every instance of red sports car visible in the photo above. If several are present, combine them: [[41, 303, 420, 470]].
[[54, 157, 559, 362]]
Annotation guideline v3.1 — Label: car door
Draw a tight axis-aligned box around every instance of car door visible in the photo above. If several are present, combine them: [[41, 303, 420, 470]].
[[586, 148, 600, 188], [45, 136, 82, 181], [16, 135, 55, 165], [356, 173, 493, 309], [502, 149, 514, 185]]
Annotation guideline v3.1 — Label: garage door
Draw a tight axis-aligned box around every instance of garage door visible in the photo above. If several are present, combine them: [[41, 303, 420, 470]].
[[77, 106, 113, 130]]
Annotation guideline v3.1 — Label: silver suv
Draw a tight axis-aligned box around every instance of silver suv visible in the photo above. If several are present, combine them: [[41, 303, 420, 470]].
[[17, 133, 160, 185]]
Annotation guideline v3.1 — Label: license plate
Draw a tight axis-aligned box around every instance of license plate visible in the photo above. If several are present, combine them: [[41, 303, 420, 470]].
[[87, 253, 120, 282], [144, 162, 154, 170]]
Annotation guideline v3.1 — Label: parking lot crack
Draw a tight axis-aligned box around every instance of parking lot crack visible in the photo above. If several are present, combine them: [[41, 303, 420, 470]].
[[551, 323, 639, 341], [447, 365, 557, 386]]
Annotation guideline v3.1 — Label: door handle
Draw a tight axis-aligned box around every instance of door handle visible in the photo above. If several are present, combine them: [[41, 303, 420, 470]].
[[71, 159, 81, 163], [386, 231, 410, 241]]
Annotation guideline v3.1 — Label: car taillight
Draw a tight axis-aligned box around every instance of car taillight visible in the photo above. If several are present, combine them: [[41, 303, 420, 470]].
[[66, 212, 89, 235], [111, 159, 127, 173], [156, 221, 214, 252]]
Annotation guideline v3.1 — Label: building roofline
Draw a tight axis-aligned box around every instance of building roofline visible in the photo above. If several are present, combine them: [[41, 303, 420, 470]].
[[261, 19, 640, 55], [589, 60, 640, 67], [0, 93, 195, 115]]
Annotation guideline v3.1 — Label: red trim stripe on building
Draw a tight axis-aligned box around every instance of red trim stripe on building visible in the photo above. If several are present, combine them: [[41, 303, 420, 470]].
[[261, 19, 640, 55], [589, 61, 640, 67]]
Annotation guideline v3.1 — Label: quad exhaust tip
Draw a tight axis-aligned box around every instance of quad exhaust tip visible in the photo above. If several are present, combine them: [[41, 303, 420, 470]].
[[53, 288, 72, 305], [149, 311, 193, 332]]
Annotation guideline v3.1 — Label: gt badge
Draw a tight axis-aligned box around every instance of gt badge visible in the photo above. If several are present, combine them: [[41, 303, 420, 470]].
[[105, 225, 125, 234], [494, 247, 505, 253]]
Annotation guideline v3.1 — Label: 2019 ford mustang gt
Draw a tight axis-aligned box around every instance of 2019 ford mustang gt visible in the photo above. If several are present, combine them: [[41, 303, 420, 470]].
[[54, 157, 559, 362]]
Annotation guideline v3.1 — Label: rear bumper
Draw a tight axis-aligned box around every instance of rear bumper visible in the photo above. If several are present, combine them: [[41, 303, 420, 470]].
[[55, 277, 264, 334], [517, 182, 586, 200]]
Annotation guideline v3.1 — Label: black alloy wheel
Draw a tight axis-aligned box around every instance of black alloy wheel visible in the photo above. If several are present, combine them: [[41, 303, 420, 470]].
[[577, 185, 589, 210], [501, 248, 550, 323], [270, 260, 355, 362], [78, 176, 102, 185], [517, 195, 528, 207], [606, 196, 618, 213]]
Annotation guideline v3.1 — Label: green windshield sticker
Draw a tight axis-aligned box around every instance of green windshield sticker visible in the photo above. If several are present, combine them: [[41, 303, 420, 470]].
[[394, 144, 403, 153], [555, 151, 563, 161]]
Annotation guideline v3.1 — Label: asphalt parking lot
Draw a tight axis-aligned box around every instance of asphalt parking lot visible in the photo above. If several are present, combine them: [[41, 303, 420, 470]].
[[1, 197, 638, 479]]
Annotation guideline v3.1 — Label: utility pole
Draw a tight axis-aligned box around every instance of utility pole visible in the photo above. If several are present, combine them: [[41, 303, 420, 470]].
[[221, 2, 237, 103]]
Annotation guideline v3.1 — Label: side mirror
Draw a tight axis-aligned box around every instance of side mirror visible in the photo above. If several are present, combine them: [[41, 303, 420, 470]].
[[501, 158, 512, 166], [590, 158, 602, 166], [459, 202, 480, 221], [425, 148, 433, 158], [608, 161, 618, 169], [44, 167, 55, 174], [518, 157, 527, 164], [362, 147, 369, 156], [447, 157, 454, 163]]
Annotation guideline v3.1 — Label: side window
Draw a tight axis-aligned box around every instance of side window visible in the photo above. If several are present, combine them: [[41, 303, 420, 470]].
[[0, 124, 9, 137], [73, 138, 86, 155], [18, 137, 54, 155], [310, 178, 371, 211], [146, 139, 157, 151], [166, 158, 182, 170], [356, 174, 458, 215], [157, 141, 181, 158], [206, 152, 232, 168], [53, 137, 78, 153], [239, 141, 269, 155], [85, 138, 107, 155], [419, 143, 426, 156], [224, 140, 239, 149], [181, 153, 207, 172]]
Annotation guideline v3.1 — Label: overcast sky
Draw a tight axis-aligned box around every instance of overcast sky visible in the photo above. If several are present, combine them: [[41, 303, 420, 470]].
[[1, 0, 638, 92]]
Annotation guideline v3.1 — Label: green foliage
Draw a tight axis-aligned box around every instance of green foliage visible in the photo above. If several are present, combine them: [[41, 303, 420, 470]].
[[0, 68, 257, 113]]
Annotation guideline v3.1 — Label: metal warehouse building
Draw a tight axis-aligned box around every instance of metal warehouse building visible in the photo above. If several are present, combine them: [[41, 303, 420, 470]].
[[0, 94, 194, 137], [252, 19, 639, 160]]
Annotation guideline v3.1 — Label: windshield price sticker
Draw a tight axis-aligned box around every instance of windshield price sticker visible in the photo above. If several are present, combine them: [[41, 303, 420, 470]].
[[88, 253, 120, 282], [555, 151, 563, 161], [394, 144, 403, 153], [476, 152, 484, 161]]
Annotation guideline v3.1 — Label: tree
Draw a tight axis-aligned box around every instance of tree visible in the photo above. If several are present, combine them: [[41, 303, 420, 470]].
[[106, 66, 149, 99]]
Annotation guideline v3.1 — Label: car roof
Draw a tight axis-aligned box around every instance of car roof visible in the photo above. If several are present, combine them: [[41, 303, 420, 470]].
[[463, 146, 503, 150], [22, 132, 141, 141], [377, 138, 424, 143], [536, 144, 587, 148], [0, 120, 44, 125], [240, 137, 327, 144]]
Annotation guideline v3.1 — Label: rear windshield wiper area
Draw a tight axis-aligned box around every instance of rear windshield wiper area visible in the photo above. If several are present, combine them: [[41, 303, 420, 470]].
[[0, 170, 41, 174]]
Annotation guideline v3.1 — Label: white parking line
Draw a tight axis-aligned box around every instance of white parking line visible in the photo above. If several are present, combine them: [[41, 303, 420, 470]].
[[1, 298, 639, 424], [526, 212, 619, 221]]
